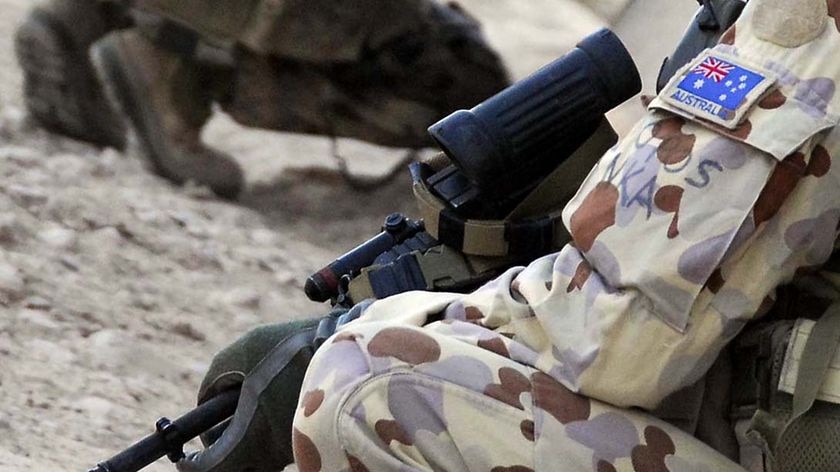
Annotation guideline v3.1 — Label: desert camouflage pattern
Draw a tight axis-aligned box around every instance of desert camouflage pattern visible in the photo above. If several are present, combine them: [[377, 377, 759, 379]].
[[294, 320, 748, 472], [290, 0, 840, 470], [132, 0, 509, 148], [16, 0, 508, 151], [138, 0, 484, 62]]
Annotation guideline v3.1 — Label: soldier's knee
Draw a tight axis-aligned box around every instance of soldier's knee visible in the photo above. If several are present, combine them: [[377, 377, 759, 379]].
[[292, 331, 380, 469], [297, 330, 374, 403]]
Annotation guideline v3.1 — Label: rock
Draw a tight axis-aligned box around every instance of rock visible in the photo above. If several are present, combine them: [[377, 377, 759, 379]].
[[168, 210, 209, 238], [233, 311, 260, 327], [274, 272, 298, 287], [197, 245, 224, 269], [6, 184, 48, 209], [44, 153, 90, 181], [113, 223, 136, 240], [28, 168, 54, 187], [0, 212, 19, 245], [170, 322, 206, 342], [88, 329, 122, 351], [89, 226, 123, 246], [17, 309, 59, 329], [187, 225, 210, 239], [37, 226, 77, 250], [181, 181, 217, 199], [59, 256, 80, 272], [167, 210, 195, 228], [23, 296, 52, 311], [99, 147, 121, 162], [27, 338, 76, 364], [0, 262, 25, 305], [220, 287, 262, 310], [43, 193, 94, 229], [91, 148, 120, 178], [250, 229, 278, 246], [130, 293, 158, 311], [0, 106, 27, 137], [0, 145, 41, 168], [132, 207, 167, 226], [187, 361, 210, 377], [71, 396, 114, 425], [86, 329, 187, 380]]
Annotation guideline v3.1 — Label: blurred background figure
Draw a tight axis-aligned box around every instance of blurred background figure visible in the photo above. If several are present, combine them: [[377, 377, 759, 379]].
[[14, 0, 510, 198]]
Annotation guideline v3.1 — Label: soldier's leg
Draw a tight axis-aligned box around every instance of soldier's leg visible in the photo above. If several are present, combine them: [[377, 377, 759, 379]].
[[293, 321, 747, 471], [132, 0, 509, 148], [14, 0, 127, 148], [13, 0, 245, 197], [90, 27, 244, 199]]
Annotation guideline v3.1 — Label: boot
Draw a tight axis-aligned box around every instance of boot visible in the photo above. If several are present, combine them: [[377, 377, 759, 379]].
[[14, 0, 127, 149], [91, 29, 244, 199]]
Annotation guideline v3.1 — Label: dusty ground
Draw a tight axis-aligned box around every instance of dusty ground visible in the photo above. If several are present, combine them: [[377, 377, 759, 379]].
[[0, 1, 697, 471]]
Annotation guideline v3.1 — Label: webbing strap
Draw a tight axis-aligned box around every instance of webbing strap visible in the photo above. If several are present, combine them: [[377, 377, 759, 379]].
[[820, 243, 840, 274], [752, 305, 840, 466], [177, 327, 315, 472], [347, 245, 517, 302], [414, 181, 567, 257], [413, 119, 616, 257], [783, 303, 840, 431]]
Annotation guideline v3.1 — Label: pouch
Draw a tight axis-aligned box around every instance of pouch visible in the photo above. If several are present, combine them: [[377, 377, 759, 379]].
[[731, 306, 840, 472]]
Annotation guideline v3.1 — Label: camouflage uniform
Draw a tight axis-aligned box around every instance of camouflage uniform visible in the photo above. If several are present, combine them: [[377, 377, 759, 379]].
[[292, 0, 840, 470]]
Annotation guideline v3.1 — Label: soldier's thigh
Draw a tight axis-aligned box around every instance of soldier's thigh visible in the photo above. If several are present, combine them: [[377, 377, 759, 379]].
[[296, 321, 746, 471]]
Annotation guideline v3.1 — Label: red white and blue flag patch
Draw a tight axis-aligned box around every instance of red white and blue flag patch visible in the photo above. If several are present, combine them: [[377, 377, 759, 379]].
[[677, 56, 765, 112], [661, 51, 776, 128], [692, 57, 735, 82]]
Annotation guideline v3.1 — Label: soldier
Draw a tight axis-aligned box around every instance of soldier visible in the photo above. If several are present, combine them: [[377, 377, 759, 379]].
[[167, 1, 840, 471], [83, 1, 840, 472], [15, 0, 509, 198]]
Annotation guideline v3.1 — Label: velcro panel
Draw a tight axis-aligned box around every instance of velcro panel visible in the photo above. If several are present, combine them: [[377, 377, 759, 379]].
[[779, 319, 840, 405]]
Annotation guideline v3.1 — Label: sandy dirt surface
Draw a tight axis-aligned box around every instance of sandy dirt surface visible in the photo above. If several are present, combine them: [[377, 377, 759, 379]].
[[0, 1, 698, 471]]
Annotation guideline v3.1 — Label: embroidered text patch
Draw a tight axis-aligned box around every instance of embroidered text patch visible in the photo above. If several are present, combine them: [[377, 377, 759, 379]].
[[662, 51, 776, 129]]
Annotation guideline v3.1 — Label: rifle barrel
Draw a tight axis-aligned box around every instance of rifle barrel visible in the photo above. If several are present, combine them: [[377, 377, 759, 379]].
[[88, 389, 240, 472]]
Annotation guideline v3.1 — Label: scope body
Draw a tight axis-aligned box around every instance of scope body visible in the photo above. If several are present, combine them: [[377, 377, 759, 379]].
[[428, 28, 641, 205]]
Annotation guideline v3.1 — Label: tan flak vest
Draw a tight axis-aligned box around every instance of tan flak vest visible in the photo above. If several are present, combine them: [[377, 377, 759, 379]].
[[355, 120, 840, 472], [354, 113, 840, 472], [728, 267, 840, 472], [647, 251, 840, 472]]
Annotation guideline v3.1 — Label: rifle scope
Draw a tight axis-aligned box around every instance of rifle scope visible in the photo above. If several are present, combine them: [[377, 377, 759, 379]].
[[428, 28, 641, 199], [304, 213, 425, 303]]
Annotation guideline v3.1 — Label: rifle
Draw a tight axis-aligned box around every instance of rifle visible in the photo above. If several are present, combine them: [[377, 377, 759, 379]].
[[87, 389, 239, 472]]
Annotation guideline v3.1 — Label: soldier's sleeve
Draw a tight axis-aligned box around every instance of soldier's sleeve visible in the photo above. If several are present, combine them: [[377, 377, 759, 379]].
[[353, 0, 840, 410]]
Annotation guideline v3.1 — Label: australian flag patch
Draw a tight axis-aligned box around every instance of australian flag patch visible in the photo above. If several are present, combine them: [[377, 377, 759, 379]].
[[662, 51, 776, 129]]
